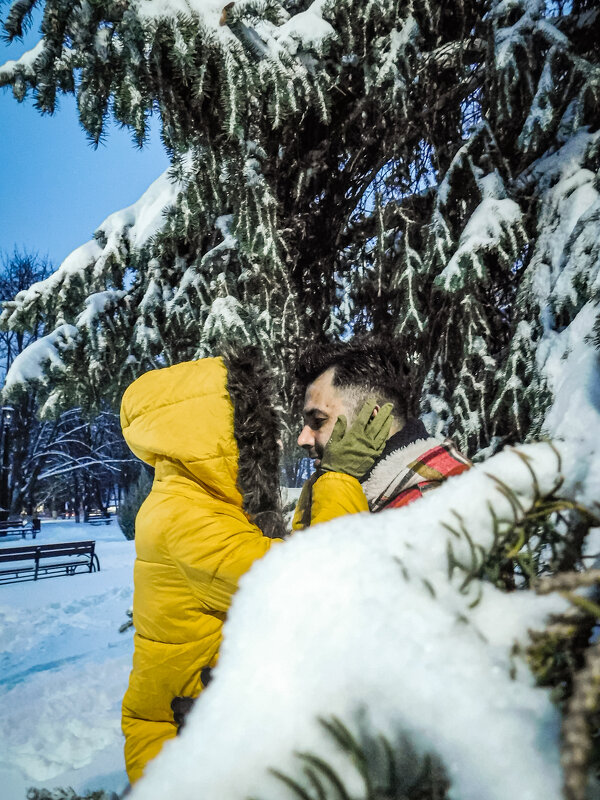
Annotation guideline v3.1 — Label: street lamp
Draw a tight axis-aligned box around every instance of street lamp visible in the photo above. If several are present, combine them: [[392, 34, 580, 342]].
[[0, 406, 15, 521]]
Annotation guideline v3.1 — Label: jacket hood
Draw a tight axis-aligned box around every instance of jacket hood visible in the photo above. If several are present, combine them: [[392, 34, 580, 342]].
[[121, 349, 285, 538]]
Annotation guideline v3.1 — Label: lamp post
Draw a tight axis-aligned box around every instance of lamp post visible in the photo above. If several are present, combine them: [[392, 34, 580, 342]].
[[0, 406, 15, 521]]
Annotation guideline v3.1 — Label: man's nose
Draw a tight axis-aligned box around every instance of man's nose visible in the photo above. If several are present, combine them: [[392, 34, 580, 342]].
[[297, 425, 314, 449]]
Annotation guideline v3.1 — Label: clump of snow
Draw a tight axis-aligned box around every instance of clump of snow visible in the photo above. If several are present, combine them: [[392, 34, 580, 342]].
[[202, 295, 249, 340], [493, 0, 544, 69], [372, 17, 419, 91], [101, 168, 181, 252], [76, 290, 127, 330], [539, 302, 600, 505], [436, 172, 522, 291], [132, 442, 581, 800], [273, 0, 335, 55], [214, 214, 237, 247]]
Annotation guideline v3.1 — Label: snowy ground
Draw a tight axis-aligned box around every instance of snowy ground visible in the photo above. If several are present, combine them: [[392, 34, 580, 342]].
[[0, 518, 135, 800]]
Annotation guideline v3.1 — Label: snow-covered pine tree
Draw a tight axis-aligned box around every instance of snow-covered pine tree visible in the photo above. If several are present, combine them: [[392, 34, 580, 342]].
[[1, 0, 598, 464], [2, 0, 598, 464]]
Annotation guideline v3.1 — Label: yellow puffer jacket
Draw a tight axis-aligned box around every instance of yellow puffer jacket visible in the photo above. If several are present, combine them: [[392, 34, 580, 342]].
[[120, 356, 284, 784], [291, 472, 369, 529]]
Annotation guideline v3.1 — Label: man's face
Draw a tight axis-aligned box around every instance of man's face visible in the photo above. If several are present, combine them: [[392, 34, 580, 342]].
[[297, 367, 351, 468]]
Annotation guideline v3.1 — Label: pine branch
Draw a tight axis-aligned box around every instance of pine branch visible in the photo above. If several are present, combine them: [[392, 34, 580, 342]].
[[263, 716, 450, 800]]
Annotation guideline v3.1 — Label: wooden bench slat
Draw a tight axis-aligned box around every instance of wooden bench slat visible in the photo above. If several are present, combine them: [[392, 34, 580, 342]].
[[0, 540, 100, 584], [0, 551, 42, 563]]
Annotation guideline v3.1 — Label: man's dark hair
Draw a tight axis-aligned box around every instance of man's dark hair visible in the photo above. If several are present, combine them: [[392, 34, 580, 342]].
[[295, 337, 421, 419]]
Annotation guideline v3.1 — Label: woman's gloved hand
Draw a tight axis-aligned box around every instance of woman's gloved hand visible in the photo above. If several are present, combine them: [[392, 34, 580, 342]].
[[171, 695, 196, 732], [320, 399, 393, 479]]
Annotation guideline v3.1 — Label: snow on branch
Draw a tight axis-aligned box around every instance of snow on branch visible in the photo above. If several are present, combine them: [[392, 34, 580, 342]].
[[0, 167, 184, 396], [36, 457, 131, 480], [76, 291, 127, 331], [2, 324, 78, 395], [201, 295, 251, 344], [271, 1, 336, 55], [0, 38, 44, 83], [132, 441, 594, 800], [2, 167, 180, 326], [435, 171, 525, 292], [523, 129, 600, 315]]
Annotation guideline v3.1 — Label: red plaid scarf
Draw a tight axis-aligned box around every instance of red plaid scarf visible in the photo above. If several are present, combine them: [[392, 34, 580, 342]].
[[360, 420, 471, 512]]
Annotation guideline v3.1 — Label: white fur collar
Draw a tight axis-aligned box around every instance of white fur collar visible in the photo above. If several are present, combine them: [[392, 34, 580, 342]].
[[361, 437, 441, 508]]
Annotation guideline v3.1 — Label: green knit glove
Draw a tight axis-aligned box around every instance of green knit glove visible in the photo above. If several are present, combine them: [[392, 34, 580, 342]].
[[320, 400, 394, 480]]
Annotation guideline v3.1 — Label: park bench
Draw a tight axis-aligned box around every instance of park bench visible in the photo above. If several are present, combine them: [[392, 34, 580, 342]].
[[0, 540, 100, 584], [84, 511, 111, 525], [0, 518, 41, 540]]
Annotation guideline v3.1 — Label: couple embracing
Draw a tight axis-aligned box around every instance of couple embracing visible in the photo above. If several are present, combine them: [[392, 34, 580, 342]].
[[119, 339, 470, 784]]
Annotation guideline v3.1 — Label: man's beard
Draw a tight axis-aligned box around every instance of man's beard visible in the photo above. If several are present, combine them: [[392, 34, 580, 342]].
[[310, 442, 324, 468]]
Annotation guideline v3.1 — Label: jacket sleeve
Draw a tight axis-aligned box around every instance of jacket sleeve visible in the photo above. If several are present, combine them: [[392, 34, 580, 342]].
[[292, 471, 369, 530], [167, 507, 282, 613]]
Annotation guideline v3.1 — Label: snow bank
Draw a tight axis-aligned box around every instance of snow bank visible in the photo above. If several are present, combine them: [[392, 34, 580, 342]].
[[132, 442, 580, 800]]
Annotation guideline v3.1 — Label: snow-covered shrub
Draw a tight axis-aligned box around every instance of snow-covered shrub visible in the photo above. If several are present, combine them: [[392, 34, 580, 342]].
[[118, 469, 153, 540]]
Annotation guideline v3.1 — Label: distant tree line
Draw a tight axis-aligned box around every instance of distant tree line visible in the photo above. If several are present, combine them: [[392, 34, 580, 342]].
[[0, 250, 139, 520]]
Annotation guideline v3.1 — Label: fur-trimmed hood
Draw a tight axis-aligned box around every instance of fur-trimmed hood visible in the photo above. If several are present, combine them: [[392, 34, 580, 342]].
[[120, 348, 285, 538]]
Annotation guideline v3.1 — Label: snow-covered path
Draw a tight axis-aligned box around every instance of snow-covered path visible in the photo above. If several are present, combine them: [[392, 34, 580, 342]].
[[0, 519, 135, 799]]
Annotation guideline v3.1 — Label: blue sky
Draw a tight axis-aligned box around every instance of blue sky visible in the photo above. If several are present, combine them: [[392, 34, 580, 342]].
[[0, 21, 170, 269]]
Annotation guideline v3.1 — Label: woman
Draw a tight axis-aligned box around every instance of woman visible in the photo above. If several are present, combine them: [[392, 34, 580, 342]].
[[119, 348, 286, 784]]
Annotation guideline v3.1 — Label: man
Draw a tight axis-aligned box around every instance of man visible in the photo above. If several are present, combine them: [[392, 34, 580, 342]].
[[293, 339, 471, 529]]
